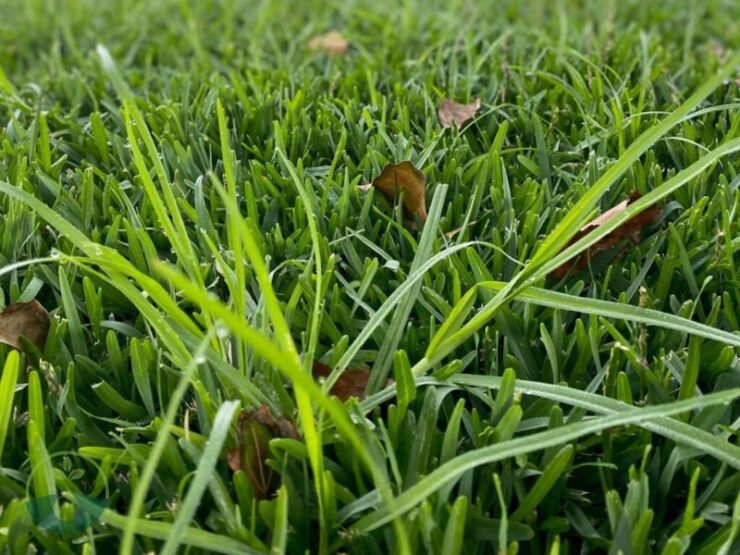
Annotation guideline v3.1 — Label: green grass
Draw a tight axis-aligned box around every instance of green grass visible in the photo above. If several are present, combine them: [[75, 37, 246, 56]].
[[0, 0, 739, 553]]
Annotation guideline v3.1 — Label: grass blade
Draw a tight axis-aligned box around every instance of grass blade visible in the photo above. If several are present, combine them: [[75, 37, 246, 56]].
[[480, 281, 740, 347], [367, 183, 448, 393], [450, 374, 740, 470], [351, 389, 739, 533], [120, 334, 214, 555], [0, 351, 21, 462], [161, 400, 240, 555], [510, 444, 574, 521], [416, 58, 740, 376]]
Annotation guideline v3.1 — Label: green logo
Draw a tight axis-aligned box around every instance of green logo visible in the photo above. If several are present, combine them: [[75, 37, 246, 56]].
[[26, 494, 108, 537]]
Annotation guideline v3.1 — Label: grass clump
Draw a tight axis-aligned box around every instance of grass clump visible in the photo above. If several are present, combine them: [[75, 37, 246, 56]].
[[0, 0, 738, 553]]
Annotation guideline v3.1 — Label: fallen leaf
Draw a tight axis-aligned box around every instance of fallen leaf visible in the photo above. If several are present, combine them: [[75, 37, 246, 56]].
[[438, 97, 482, 128], [0, 300, 50, 352], [308, 31, 349, 56], [368, 161, 427, 226], [550, 191, 662, 279], [312, 361, 392, 401], [227, 405, 298, 499]]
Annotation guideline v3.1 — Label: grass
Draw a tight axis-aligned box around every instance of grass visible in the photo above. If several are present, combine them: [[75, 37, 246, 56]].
[[0, 0, 739, 553]]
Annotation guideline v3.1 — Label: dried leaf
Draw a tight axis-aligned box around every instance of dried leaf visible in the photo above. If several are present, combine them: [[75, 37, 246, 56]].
[[370, 161, 427, 226], [227, 405, 298, 499], [312, 361, 392, 401], [308, 31, 349, 56], [438, 97, 482, 128], [550, 191, 662, 279], [0, 300, 50, 352]]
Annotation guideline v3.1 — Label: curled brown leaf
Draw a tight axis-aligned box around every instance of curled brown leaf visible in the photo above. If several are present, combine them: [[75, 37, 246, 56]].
[[549, 191, 662, 279], [438, 97, 482, 129], [312, 361, 392, 401], [0, 299, 50, 352], [368, 160, 427, 226], [308, 31, 349, 56], [227, 405, 298, 499]]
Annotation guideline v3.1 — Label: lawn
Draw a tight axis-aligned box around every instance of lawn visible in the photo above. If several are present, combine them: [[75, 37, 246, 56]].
[[0, 0, 739, 553]]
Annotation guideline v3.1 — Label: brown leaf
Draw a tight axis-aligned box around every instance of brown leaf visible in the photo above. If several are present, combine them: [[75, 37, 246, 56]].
[[227, 405, 298, 499], [550, 191, 662, 279], [370, 161, 427, 226], [312, 361, 392, 401], [438, 98, 482, 129], [308, 31, 349, 56], [0, 300, 50, 352]]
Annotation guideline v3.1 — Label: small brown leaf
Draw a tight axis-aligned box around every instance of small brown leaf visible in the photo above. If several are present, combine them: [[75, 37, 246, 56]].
[[438, 98, 482, 129], [370, 161, 427, 226], [227, 405, 298, 499], [312, 361, 392, 401], [308, 31, 349, 56], [0, 300, 50, 352], [550, 191, 662, 279]]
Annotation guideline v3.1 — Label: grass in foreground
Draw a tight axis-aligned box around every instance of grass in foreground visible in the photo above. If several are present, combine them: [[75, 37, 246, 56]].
[[0, 0, 739, 553]]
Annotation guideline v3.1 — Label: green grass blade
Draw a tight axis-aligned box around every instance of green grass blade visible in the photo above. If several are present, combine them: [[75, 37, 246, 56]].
[[367, 183, 448, 393], [351, 389, 739, 533], [0, 351, 21, 462], [533, 138, 740, 280], [27, 371, 45, 441], [271, 485, 289, 555], [161, 400, 240, 555], [85, 503, 264, 554], [58, 266, 87, 358], [510, 444, 574, 521], [441, 495, 468, 555], [120, 333, 214, 555], [480, 281, 740, 347], [527, 55, 739, 269], [450, 374, 740, 470], [28, 420, 56, 499], [416, 58, 740, 376]]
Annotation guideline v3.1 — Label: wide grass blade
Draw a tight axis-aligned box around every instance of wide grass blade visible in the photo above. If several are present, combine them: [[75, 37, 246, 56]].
[[76, 500, 263, 555], [120, 334, 214, 555], [271, 485, 290, 555], [0, 351, 21, 462], [367, 183, 449, 393], [161, 400, 240, 555], [351, 389, 739, 533], [480, 281, 740, 347], [415, 58, 740, 376], [528, 55, 739, 269], [533, 137, 740, 281], [364, 375, 740, 470], [153, 261, 402, 538], [454, 375, 740, 469], [28, 420, 56, 500]]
